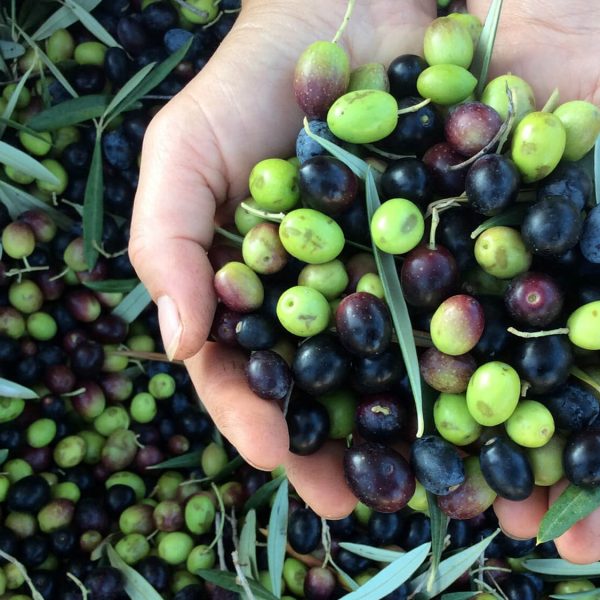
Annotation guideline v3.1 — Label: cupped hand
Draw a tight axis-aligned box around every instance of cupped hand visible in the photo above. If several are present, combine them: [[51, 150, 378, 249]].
[[130, 0, 600, 562], [129, 0, 435, 517]]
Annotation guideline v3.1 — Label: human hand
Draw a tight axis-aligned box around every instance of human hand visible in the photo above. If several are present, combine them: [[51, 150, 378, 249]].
[[466, 0, 600, 565], [129, 0, 435, 517], [130, 0, 600, 562]]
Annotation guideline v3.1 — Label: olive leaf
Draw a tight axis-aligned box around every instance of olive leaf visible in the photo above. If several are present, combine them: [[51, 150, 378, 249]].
[[267, 477, 289, 599], [524, 558, 600, 577], [0, 61, 34, 139], [28, 95, 114, 131], [101, 62, 157, 121], [0, 378, 38, 399], [197, 569, 278, 600], [0, 180, 75, 230], [63, 0, 121, 48], [32, 0, 102, 40], [112, 282, 152, 324], [409, 528, 500, 598], [331, 560, 360, 591], [83, 135, 104, 268], [340, 542, 431, 600], [106, 544, 163, 600], [570, 366, 600, 397], [469, 204, 528, 239], [0, 40, 25, 59], [426, 491, 450, 591], [338, 542, 404, 563], [537, 484, 600, 544], [470, 0, 504, 97], [365, 169, 423, 435], [103, 38, 194, 123], [83, 279, 140, 293], [239, 509, 259, 580], [243, 474, 286, 513], [440, 594, 479, 600], [594, 133, 600, 205], [145, 449, 202, 470], [0, 141, 59, 185], [18, 0, 54, 32]]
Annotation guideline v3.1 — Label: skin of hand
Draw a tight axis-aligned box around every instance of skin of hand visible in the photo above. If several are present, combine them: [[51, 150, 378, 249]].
[[129, 0, 600, 562]]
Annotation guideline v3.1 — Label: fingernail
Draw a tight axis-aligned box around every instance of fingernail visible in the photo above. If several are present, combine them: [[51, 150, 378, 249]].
[[157, 295, 182, 361]]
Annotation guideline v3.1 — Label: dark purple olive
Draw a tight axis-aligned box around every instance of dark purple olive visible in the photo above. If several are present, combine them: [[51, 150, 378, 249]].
[[286, 401, 330, 456], [355, 393, 407, 443], [563, 429, 600, 488], [245, 350, 292, 401], [344, 442, 415, 512]]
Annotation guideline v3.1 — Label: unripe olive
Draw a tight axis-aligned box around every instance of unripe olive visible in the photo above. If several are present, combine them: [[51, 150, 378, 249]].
[[481, 74, 536, 129], [554, 100, 600, 161], [115, 533, 150, 565], [511, 111, 566, 183], [18, 130, 52, 157], [46, 29, 75, 62], [347, 63, 389, 92], [74, 41, 107, 66], [417, 64, 477, 106], [567, 301, 600, 351], [158, 531, 194, 565], [423, 16, 474, 68]]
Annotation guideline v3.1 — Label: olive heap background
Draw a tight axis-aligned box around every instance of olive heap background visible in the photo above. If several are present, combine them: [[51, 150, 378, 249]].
[[0, 0, 600, 599]]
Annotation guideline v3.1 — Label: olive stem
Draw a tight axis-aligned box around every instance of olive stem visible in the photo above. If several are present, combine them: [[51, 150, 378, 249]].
[[208, 483, 226, 552], [428, 207, 439, 250], [214, 226, 244, 246], [424, 195, 467, 219], [495, 84, 516, 155], [232, 550, 257, 600], [541, 87, 560, 113], [320, 519, 333, 568], [507, 326, 569, 338], [66, 573, 89, 600], [332, 0, 356, 44], [239, 202, 285, 223], [215, 513, 227, 571], [397, 97, 431, 115]]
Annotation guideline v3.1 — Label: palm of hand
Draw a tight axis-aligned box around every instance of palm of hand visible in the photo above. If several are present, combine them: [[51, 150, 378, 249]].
[[130, 0, 600, 565]]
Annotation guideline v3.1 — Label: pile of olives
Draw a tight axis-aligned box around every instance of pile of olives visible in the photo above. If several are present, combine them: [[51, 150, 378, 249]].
[[211, 0, 600, 546]]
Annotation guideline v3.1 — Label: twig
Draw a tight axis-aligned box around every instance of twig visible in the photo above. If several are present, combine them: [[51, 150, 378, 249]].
[[232, 550, 257, 600], [507, 326, 569, 338]]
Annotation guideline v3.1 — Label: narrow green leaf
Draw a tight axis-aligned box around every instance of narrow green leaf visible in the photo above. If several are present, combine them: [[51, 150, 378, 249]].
[[243, 474, 286, 513], [267, 478, 288, 599], [330, 560, 360, 591], [32, 0, 102, 40], [338, 542, 404, 563], [551, 591, 600, 600], [303, 119, 368, 179], [441, 594, 479, 600], [106, 544, 162, 600], [471, 0, 504, 97], [112, 282, 152, 324], [102, 61, 156, 120], [427, 491, 450, 590], [239, 509, 258, 580], [14, 26, 78, 99], [106, 38, 193, 120], [83, 279, 139, 293], [341, 542, 431, 600], [0, 40, 25, 59], [18, 0, 54, 31], [524, 558, 600, 577], [209, 455, 244, 484], [594, 134, 600, 205], [197, 569, 278, 600], [0, 449, 8, 465], [571, 366, 600, 396], [0, 378, 39, 399], [0, 62, 34, 138], [0, 141, 59, 184], [28, 95, 112, 131], [83, 136, 104, 268], [409, 529, 500, 599], [145, 450, 202, 470], [0, 181, 74, 230], [365, 169, 423, 434], [469, 204, 528, 239], [63, 0, 121, 48], [0, 117, 57, 141], [537, 484, 600, 543]]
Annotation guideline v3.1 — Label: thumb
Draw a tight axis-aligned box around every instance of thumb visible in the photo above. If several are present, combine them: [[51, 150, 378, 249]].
[[129, 92, 224, 360]]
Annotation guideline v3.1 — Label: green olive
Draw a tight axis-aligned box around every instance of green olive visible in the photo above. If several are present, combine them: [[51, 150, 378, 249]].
[[423, 16, 474, 68], [327, 90, 398, 143], [554, 100, 600, 161], [370, 198, 424, 255], [567, 301, 600, 350], [466, 362, 521, 426], [178, 0, 219, 24], [234, 198, 266, 235], [434, 392, 482, 446], [481, 74, 536, 129], [347, 63, 390, 92], [297, 259, 349, 300], [316, 389, 358, 439], [249, 158, 300, 212], [45, 29, 75, 62], [474, 226, 532, 279], [356, 272, 384, 299], [407, 480, 429, 513], [416, 64, 477, 106], [18, 131, 52, 157], [505, 399, 555, 448], [276, 285, 330, 337], [279, 208, 345, 264], [527, 434, 565, 486], [510, 111, 566, 183], [74, 41, 107, 66]]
